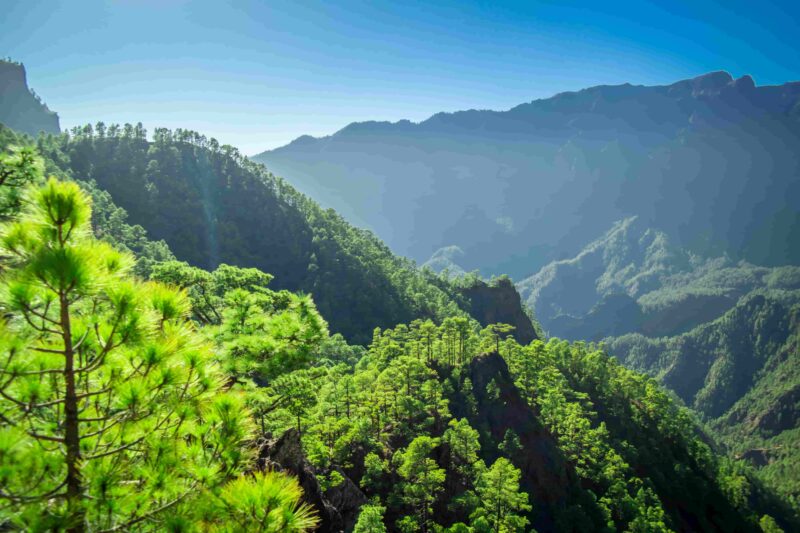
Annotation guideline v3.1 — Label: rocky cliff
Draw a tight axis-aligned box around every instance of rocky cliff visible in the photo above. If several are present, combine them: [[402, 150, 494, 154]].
[[459, 277, 538, 344], [0, 60, 60, 136]]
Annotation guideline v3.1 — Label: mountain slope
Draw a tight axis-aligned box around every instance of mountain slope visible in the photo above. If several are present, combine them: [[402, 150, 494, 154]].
[[0, 124, 174, 276], [275, 319, 799, 532], [607, 294, 800, 507], [0, 60, 60, 137], [516, 216, 800, 340], [255, 72, 800, 277], [516, 216, 800, 507], [33, 125, 533, 345]]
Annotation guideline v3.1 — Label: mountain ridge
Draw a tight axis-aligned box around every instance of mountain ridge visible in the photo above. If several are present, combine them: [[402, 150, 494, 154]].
[[268, 71, 799, 149], [255, 71, 800, 278]]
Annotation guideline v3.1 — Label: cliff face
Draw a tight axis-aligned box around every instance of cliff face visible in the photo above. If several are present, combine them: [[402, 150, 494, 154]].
[[258, 429, 367, 533], [459, 278, 538, 344], [0, 61, 60, 136]]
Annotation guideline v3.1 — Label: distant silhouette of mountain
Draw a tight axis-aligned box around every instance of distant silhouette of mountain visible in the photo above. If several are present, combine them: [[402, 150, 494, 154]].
[[0, 60, 60, 136], [255, 72, 800, 277]]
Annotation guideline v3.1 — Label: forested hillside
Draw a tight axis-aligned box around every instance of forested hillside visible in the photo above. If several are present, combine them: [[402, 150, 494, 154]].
[[256, 72, 800, 277], [516, 216, 800, 341], [1, 64, 798, 532], [514, 215, 800, 509], [15, 123, 477, 345], [607, 293, 800, 508]]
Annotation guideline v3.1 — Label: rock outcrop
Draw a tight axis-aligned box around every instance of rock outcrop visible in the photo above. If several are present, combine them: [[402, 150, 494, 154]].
[[459, 277, 538, 345], [258, 429, 367, 532], [0, 60, 60, 136]]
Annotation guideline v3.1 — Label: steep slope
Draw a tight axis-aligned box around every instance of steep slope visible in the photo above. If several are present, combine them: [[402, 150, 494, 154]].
[[516, 216, 800, 340], [457, 276, 539, 345], [0, 60, 60, 136], [0, 124, 174, 276], [32, 124, 502, 345], [276, 319, 798, 532], [255, 72, 800, 277], [607, 294, 800, 507]]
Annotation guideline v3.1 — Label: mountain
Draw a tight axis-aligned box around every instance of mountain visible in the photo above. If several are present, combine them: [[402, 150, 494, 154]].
[[0, 61, 538, 352], [268, 319, 798, 532], [26, 124, 465, 345], [516, 216, 800, 340], [2, 63, 798, 531], [0, 60, 60, 137], [515, 214, 800, 507], [607, 293, 800, 508], [255, 72, 800, 278], [12, 123, 538, 347]]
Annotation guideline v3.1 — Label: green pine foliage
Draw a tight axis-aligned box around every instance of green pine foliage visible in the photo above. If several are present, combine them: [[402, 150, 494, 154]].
[[0, 178, 253, 529], [251, 315, 795, 532], [0, 157, 319, 531]]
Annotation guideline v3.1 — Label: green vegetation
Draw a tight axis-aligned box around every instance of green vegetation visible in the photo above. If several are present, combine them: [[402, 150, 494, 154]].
[[0, 172, 315, 530], [28, 123, 467, 345], [0, 124, 176, 277], [0, 135, 796, 531], [608, 293, 800, 508]]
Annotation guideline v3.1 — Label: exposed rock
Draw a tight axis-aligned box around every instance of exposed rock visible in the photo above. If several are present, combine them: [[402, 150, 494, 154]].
[[0, 60, 60, 136], [465, 352, 575, 531], [258, 429, 367, 532], [324, 468, 368, 532], [459, 277, 538, 344]]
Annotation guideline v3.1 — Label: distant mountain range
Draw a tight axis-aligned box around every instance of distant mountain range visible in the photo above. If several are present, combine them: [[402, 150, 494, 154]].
[[255, 71, 800, 278]]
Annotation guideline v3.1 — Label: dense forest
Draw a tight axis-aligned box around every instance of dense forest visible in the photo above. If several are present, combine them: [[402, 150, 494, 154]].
[[0, 126, 797, 531], [0, 122, 471, 346], [608, 293, 800, 508], [511, 215, 800, 509]]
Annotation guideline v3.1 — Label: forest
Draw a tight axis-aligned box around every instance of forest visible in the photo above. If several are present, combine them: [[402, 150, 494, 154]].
[[0, 120, 797, 532]]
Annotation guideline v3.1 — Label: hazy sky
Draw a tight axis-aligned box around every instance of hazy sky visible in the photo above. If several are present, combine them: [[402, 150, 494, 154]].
[[2, 0, 799, 154]]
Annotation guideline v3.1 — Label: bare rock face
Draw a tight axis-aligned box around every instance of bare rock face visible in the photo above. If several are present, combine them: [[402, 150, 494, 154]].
[[324, 469, 368, 532], [0, 61, 60, 136], [459, 277, 538, 345], [258, 429, 367, 532]]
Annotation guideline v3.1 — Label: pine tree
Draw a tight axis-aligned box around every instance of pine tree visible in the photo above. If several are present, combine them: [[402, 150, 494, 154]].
[[444, 418, 483, 476], [208, 471, 319, 532], [395, 436, 446, 532], [0, 179, 252, 530], [471, 458, 532, 533], [353, 504, 388, 533]]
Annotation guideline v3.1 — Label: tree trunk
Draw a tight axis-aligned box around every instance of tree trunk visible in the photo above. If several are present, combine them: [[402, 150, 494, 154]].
[[61, 292, 85, 532]]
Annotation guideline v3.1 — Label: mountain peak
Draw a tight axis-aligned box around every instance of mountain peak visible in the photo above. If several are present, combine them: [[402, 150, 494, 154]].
[[690, 70, 734, 88], [0, 59, 60, 136]]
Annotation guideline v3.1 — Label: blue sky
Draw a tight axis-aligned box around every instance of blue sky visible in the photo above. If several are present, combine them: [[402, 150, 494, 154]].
[[2, 0, 799, 154]]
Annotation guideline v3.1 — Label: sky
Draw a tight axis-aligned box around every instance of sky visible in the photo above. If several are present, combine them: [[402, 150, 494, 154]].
[[2, 0, 799, 155]]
